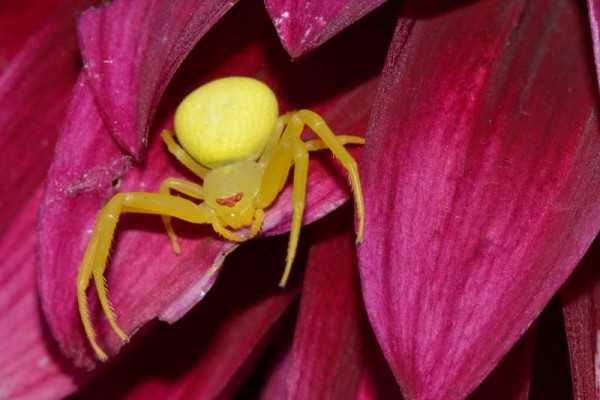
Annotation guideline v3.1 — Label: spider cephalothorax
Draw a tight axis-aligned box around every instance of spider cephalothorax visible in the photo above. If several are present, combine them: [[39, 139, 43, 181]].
[[77, 76, 365, 360]]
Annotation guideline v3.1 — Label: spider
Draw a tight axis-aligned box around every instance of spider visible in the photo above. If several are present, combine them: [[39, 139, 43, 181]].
[[77, 76, 365, 360]]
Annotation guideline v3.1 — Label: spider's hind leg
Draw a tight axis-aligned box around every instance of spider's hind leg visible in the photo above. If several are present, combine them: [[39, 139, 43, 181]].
[[303, 135, 365, 151]]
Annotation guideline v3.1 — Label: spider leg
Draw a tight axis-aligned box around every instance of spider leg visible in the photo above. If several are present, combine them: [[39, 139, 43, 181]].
[[286, 110, 365, 241], [304, 135, 365, 151], [257, 111, 365, 287], [159, 177, 205, 254], [258, 113, 291, 165], [257, 134, 310, 287], [249, 209, 264, 238], [77, 192, 215, 360], [161, 129, 209, 179], [279, 136, 309, 287], [276, 137, 363, 286]]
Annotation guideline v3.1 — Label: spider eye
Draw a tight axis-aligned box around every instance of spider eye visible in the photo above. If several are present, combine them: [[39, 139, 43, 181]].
[[216, 192, 244, 207], [174, 76, 279, 169]]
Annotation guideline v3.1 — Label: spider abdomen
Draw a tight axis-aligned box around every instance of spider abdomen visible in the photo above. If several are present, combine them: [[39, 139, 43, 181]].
[[174, 76, 279, 169]]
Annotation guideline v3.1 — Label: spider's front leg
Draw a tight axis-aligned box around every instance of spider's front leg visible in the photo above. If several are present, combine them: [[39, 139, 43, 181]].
[[77, 192, 215, 360], [286, 110, 365, 240], [257, 111, 365, 287]]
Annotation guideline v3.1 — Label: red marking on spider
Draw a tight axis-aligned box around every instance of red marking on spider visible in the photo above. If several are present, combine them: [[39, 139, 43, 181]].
[[216, 192, 244, 207]]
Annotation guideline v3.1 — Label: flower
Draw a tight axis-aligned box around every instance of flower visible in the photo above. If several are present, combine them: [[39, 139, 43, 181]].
[[1, 0, 599, 399]]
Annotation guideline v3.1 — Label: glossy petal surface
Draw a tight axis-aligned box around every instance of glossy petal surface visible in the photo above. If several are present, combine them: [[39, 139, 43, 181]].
[[264, 0, 386, 58], [78, 0, 237, 158], [39, 1, 394, 367], [359, 0, 600, 398]]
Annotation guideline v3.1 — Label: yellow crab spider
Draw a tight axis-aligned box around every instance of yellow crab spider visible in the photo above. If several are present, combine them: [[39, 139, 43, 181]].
[[77, 76, 365, 360]]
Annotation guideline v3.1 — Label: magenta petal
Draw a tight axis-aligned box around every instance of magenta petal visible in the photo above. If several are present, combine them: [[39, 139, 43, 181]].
[[286, 207, 365, 398], [0, 192, 86, 399], [259, 341, 293, 400], [0, 0, 74, 66], [587, 0, 600, 88], [359, 1, 600, 398], [264, 0, 386, 58], [0, 4, 92, 397], [0, 1, 81, 231], [77, 0, 237, 158], [560, 240, 600, 399], [122, 290, 295, 400]]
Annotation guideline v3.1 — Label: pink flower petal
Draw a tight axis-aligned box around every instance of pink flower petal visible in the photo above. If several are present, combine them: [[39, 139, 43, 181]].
[[0, 1, 81, 231], [77, 0, 238, 158], [68, 239, 298, 399], [560, 240, 600, 399], [264, 0, 386, 58], [0, 0, 73, 68], [286, 206, 366, 398], [39, 0, 393, 367], [587, 0, 600, 88], [259, 338, 294, 400], [0, 191, 86, 399], [0, 4, 95, 397], [358, 1, 600, 398]]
